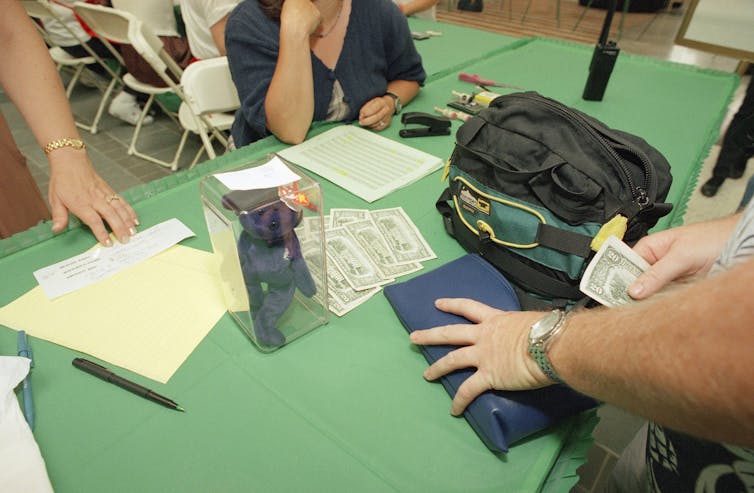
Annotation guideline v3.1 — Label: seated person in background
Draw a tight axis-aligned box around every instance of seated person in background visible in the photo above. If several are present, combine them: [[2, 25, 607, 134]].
[[41, 0, 152, 126], [393, 0, 438, 20], [179, 0, 241, 59], [225, 0, 426, 147], [110, 0, 193, 87]]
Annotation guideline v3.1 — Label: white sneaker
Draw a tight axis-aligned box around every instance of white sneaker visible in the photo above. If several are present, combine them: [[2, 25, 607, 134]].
[[108, 92, 154, 126]]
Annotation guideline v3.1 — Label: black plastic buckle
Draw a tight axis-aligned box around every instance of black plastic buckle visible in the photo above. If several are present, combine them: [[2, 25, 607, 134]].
[[399, 112, 451, 138], [478, 229, 492, 254]]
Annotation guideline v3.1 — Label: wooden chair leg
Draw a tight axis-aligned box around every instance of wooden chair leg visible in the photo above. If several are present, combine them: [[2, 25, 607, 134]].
[[556, 0, 561, 28], [617, 0, 630, 41], [520, 0, 533, 23], [572, 0, 594, 31]]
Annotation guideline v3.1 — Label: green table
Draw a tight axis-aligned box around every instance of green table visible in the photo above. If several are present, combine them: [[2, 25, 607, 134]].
[[0, 29, 737, 493], [406, 17, 521, 79], [0, 140, 595, 493]]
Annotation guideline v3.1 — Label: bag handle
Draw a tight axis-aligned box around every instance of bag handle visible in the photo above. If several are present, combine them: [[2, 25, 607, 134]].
[[436, 188, 456, 237], [536, 223, 593, 258]]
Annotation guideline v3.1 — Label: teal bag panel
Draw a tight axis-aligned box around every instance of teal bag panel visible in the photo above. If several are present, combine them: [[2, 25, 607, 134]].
[[449, 168, 601, 280]]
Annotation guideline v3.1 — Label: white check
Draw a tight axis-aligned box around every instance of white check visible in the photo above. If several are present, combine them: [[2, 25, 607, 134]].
[[213, 155, 301, 191], [33, 218, 195, 299]]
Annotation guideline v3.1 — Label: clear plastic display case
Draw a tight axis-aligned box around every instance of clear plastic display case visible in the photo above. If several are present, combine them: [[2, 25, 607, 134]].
[[200, 154, 328, 351]]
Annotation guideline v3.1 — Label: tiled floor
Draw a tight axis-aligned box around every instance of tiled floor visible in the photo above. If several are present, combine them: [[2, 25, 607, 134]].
[[4, 3, 749, 492]]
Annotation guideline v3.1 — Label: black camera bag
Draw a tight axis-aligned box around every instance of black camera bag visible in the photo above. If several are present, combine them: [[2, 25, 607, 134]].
[[436, 91, 673, 309]]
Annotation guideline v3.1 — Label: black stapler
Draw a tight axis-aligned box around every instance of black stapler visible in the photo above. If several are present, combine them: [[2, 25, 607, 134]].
[[399, 112, 451, 138]]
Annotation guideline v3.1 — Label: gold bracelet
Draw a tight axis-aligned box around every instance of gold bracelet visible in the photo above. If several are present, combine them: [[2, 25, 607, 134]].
[[42, 138, 86, 155]]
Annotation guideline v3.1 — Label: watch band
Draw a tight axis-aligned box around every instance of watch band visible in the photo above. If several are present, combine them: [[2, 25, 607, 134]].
[[528, 310, 569, 384], [43, 138, 86, 155], [385, 92, 402, 115]]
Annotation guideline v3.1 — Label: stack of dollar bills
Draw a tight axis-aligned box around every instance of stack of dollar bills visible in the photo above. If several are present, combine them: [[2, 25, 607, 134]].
[[298, 207, 436, 316]]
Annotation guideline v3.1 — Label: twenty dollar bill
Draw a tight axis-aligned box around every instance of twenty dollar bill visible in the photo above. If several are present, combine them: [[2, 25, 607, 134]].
[[579, 235, 650, 307]]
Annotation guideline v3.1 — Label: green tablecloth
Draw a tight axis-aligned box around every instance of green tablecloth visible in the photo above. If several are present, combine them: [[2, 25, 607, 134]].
[[0, 27, 737, 493], [0, 135, 597, 493], [405, 17, 521, 79]]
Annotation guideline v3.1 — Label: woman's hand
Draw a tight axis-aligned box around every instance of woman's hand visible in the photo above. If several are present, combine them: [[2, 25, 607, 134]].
[[280, 0, 322, 39], [358, 95, 395, 131], [48, 149, 138, 246]]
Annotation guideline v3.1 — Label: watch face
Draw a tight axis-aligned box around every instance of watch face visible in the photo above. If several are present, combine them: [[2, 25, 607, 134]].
[[387, 92, 402, 114], [531, 311, 560, 339]]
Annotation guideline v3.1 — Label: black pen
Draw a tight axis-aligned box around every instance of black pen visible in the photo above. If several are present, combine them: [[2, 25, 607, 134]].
[[72, 358, 185, 412]]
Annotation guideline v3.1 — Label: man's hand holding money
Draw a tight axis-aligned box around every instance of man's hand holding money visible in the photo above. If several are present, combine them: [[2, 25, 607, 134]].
[[627, 214, 741, 300], [581, 214, 742, 307]]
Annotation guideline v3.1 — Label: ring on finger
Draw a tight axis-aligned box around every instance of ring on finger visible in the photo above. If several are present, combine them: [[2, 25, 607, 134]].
[[106, 194, 121, 204], [378, 120, 385, 127]]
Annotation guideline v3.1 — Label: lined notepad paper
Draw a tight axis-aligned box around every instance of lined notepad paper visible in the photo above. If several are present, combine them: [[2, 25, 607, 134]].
[[278, 125, 443, 202]]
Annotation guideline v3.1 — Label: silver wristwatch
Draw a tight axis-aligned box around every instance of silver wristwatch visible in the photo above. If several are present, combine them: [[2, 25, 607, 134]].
[[528, 310, 568, 384], [385, 92, 402, 115]]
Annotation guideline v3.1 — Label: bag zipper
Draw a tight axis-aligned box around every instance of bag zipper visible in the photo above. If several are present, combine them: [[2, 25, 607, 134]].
[[495, 93, 654, 210]]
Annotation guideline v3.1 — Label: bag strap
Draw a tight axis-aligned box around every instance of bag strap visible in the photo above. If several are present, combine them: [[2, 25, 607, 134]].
[[436, 188, 456, 237], [511, 285, 572, 311], [439, 187, 593, 258], [536, 223, 593, 258], [476, 232, 584, 300], [437, 187, 584, 301]]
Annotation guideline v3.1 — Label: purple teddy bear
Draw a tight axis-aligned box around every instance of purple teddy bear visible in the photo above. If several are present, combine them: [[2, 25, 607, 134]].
[[223, 190, 316, 349]]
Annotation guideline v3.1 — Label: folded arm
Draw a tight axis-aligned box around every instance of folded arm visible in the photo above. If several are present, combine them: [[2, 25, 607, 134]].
[[264, 0, 321, 144]]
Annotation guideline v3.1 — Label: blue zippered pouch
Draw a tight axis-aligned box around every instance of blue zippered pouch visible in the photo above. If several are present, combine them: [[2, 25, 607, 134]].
[[384, 254, 598, 453]]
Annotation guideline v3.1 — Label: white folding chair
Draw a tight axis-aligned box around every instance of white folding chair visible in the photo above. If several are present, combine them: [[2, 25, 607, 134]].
[[110, 0, 180, 37], [22, 0, 123, 134], [72, 2, 190, 171], [178, 57, 240, 168]]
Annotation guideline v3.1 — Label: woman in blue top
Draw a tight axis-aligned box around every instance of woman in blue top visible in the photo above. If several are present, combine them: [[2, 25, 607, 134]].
[[225, 0, 426, 146]]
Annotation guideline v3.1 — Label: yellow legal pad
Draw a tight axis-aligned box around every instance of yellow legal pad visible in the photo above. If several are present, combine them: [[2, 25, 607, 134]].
[[0, 245, 226, 383]]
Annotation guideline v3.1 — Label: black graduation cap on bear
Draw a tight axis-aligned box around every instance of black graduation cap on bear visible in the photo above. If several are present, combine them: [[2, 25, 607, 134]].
[[222, 185, 317, 213], [221, 188, 287, 215]]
